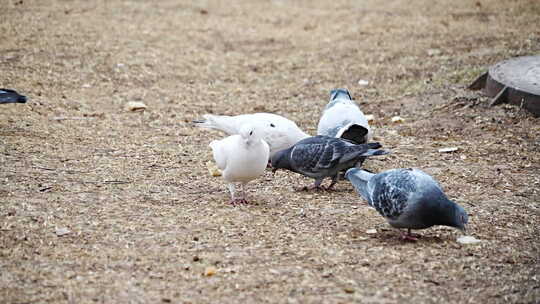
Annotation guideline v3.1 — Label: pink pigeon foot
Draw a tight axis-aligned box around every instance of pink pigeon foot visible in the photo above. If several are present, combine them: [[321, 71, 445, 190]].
[[294, 184, 326, 192], [400, 229, 421, 241], [230, 198, 249, 206]]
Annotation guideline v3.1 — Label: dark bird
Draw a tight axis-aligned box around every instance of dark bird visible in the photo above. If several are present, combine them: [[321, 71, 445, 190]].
[[0, 89, 27, 104], [271, 135, 388, 191], [317, 88, 371, 144], [345, 168, 468, 241]]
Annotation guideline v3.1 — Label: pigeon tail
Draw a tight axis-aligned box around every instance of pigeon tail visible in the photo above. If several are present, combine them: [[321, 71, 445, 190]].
[[365, 142, 382, 150], [345, 168, 374, 203], [0, 89, 27, 104], [192, 114, 237, 134], [336, 123, 369, 144], [362, 149, 389, 156]]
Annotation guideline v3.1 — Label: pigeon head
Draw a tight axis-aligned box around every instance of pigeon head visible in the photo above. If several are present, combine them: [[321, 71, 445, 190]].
[[326, 88, 354, 109], [239, 124, 262, 146], [452, 203, 468, 233], [330, 88, 352, 101], [270, 148, 292, 173], [435, 198, 468, 233]]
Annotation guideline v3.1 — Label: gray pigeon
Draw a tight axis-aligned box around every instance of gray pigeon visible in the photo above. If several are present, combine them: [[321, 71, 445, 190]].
[[0, 89, 27, 104], [317, 89, 371, 144], [345, 168, 468, 241], [271, 135, 389, 191]]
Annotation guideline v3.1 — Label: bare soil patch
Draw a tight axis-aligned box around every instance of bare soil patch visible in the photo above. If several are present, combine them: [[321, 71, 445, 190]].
[[1, 0, 539, 303]]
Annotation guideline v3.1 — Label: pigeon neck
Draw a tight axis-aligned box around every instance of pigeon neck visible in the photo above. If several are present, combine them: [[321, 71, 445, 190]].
[[244, 137, 262, 148]]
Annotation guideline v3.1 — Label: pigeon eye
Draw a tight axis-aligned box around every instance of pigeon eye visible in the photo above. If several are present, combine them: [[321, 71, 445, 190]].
[[270, 123, 275, 128], [249, 131, 253, 136]]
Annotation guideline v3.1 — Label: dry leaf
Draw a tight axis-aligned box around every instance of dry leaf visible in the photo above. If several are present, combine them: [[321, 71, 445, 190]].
[[204, 266, 217, 276], [206, 161, 222, 177]]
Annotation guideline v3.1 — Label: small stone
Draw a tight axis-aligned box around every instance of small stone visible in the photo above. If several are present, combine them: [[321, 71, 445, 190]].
[[193, 256, 200, 262], [366, 229, 377, 234], [391, 116, 404, 123], [457, 235, 482, 244], [55, 227, 70, 237], [365, 114, 375, 122], [343, 287, 355, 294], [358, 79, 370, 86], [125, 101, 147, 112]]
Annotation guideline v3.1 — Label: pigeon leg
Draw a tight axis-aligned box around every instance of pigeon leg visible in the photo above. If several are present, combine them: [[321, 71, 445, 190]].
[[229, 183, 248, 205], [324, 174, 340, 190], [400, 229, 420, 241], [295, 179, 325, 192], [228, 183, 239, 205], [239, 183, 249, 204]]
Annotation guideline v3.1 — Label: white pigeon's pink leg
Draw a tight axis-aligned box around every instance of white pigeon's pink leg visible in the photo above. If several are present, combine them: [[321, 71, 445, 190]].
[[228, 183, 248, 205]]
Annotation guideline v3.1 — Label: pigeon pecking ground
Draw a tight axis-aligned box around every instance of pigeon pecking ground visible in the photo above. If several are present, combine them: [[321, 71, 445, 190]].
[[1, 0, 539, 303]]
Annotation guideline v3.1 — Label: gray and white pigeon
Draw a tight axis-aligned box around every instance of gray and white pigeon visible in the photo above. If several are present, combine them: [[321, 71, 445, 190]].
[[317, 88, 371, 144], [271, 135, 388, 191], [345, 168, 468, 241], [0, 89, 27, 104], [194, 113, 310, 158], [210, 124, 270, 205]]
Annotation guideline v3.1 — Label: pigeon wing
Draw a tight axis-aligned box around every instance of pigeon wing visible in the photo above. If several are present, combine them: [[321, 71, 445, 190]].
[[289, 142, 327, 174], [370, 169, 416, 219], [209, 139, 228, 171]]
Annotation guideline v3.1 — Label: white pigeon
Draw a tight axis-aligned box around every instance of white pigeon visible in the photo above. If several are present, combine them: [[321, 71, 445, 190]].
[[317, 89, 372, 144], [195, 113, 310, 158], [209, 124, 270, 205]]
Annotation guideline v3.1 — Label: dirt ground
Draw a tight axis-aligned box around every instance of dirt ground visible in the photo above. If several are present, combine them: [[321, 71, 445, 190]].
[[1, 0, 539, 303]]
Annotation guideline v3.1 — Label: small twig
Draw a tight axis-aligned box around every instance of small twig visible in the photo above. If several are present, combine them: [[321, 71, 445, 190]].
[[33, 166, 56, 171], [103, 180, 130, 184], [39, 186, 53, 192], [51, 117, 96, 121]]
